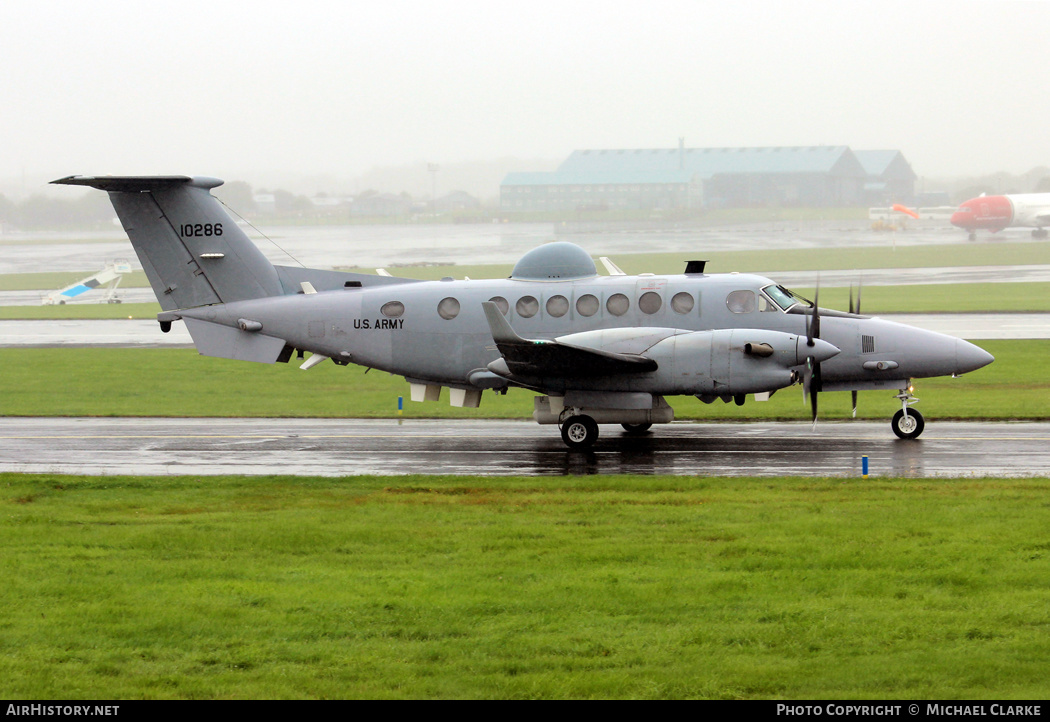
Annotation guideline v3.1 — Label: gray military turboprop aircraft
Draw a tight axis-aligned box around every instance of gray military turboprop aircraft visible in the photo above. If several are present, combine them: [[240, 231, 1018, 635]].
[[54, 175, 994, 448]]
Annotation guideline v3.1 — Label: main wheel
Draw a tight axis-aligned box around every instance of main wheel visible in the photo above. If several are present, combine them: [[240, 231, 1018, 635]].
[[561, 415, 599, 449], [891, 408, 925, 439], [621, 422, 652, 435]]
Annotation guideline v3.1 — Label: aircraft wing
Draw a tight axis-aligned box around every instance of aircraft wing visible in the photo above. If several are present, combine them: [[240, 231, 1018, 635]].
[[1034, 213, 1050, 225], [482, 302, 658, 378]]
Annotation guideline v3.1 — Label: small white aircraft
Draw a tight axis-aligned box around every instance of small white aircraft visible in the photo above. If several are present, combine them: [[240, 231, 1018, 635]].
[[42, 259, 132, 305], [54, 175, 994, 448]]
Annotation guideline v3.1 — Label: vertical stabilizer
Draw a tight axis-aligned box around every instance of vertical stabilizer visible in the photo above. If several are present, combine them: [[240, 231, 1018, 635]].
[[51, 176, 283, 310]]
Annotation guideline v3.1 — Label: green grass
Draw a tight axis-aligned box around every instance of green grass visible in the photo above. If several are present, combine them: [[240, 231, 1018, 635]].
[[367, 240, 1050, 280], [0, 270, 150, 292], [2, 473, 1048, 699], [0, 340, 1042, 420], [0, 303, 162, 320]]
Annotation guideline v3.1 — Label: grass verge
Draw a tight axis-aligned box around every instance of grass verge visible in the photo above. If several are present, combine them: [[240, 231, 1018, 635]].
[[0, 340, 1042, 420], [2, 473, 1048, 699]]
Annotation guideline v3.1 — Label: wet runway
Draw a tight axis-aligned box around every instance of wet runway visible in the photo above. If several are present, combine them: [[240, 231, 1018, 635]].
[[1, 417, 1046, 478]]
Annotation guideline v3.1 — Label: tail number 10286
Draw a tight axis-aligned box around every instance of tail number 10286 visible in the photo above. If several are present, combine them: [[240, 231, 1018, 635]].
[[180, 223, 223, 237]]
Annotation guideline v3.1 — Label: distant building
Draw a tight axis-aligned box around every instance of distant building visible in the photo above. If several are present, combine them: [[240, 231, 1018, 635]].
[[501, 169, 698, 212], [854, 150, 917, 204], [501, 145, 882, 211], [434, 190, 481, 213]]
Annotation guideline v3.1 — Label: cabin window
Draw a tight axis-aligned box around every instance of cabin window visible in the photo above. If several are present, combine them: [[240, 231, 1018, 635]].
[[639, 291, 662, 315], [546, 295, 569, 318], [670, 292, 694, 314], [437, 297, 460, 320], [381, 301, 405, 318], [727, 290, 756, 313], [488, 296, 509, 316], [576, 294, 599, 317], [516, 295, 539, 318], [606, 293, 630, 316]]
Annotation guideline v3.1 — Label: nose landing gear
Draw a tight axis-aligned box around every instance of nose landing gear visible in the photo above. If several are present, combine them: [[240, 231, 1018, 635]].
[[891, 386, 925, 439]]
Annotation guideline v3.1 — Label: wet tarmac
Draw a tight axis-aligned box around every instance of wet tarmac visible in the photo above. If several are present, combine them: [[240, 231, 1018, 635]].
[[1, 417, 1046, 478]]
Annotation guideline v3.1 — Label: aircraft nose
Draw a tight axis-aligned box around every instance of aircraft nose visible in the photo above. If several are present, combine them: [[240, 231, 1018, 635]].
[[950, 211, 968, 228], [955, 339, 994, 374]]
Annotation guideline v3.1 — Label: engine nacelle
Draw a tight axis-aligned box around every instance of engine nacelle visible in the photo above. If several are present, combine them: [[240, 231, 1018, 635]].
[[647, 328, 839, 396]]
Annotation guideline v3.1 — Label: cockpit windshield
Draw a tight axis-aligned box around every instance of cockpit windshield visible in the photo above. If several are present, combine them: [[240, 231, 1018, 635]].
[[762, 284, 813, 311]]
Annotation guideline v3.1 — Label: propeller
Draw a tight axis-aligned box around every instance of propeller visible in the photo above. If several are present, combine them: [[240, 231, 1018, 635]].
[[848, 279, 863, 418], [804, 282, 822, 426]]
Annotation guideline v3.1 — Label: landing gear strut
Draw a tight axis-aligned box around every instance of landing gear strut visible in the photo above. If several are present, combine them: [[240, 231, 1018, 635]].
[[891, 386, 925, 439]]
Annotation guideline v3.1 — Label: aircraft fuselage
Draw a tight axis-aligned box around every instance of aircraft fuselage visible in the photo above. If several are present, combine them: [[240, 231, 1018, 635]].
[[180, 271, 991, 399]]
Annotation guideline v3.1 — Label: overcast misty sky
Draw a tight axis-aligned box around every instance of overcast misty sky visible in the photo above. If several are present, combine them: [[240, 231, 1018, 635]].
[[3, 0, 1048, 186]]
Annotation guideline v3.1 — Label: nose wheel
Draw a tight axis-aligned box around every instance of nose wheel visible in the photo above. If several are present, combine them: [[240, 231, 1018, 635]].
[[891, 386, 924, 439]]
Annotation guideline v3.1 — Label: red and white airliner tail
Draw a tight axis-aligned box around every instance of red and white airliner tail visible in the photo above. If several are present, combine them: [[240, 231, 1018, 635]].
[[951, 192, 1050, 239]]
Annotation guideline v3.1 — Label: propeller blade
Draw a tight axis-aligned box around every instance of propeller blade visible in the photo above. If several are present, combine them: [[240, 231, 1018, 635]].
[[851, 390, 858, 419], [812, 282, 820, 341], [849, 284, 855, 315], [810, 378, 818, 423], [856, 278, 862, 316]]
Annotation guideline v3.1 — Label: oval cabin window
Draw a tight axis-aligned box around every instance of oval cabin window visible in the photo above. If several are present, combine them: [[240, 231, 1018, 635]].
[[437, 297, 460, 320], [639, 291, 662, 315], [671, 292, 694, 314], [546, 295, 569, 318], [381, 301, 405, 318], [606, 293, 630, 316], [516, 295, 539, 318], [576, 294, 599, 317], [488, 296, 509, 316]]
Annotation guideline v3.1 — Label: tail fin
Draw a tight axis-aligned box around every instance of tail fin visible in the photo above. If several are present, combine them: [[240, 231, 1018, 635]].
[[51, 175, 282, 311]]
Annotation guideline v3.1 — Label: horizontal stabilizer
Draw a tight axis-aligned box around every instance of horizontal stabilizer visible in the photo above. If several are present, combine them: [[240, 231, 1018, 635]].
[[51, 175, 211, 191], [184, 319, 288, 364]]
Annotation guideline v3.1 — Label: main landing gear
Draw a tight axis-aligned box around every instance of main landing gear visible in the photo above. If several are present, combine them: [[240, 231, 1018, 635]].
[[560, 415, 599, 449], [891, 386, 925, 439]]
